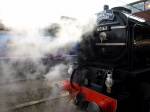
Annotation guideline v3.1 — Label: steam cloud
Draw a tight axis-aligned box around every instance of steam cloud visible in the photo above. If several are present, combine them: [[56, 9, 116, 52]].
[[0, 15, 96, 81], [0, 12, 96, 112]]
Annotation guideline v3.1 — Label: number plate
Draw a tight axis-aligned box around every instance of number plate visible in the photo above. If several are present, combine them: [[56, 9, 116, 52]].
[[97, 26, 110, 32]]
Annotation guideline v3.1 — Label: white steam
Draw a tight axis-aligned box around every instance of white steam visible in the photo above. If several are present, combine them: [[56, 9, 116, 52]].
[[0, 12, 96, 85], [0, 0, 97, 111], [45, 63, 67, 81], [5, 16, 96, 61]]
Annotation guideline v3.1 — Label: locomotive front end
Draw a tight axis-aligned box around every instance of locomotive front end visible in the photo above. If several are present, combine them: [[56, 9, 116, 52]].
[[95, 6, 128, 62], [62, 5, 150, 112]]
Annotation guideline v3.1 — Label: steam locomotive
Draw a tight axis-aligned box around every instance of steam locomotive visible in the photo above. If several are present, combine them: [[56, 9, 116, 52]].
[[63, 5, 150, 112]]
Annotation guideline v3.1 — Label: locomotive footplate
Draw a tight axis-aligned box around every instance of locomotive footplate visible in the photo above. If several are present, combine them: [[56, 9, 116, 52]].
[[62, 80, 117, 112]]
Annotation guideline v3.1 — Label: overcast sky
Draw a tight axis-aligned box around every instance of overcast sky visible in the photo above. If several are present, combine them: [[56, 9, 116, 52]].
[[0, 0, 137, 29]]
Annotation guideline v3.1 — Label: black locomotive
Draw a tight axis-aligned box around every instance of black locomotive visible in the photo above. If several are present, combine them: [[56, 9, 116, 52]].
[[70, 5, 150, 112]]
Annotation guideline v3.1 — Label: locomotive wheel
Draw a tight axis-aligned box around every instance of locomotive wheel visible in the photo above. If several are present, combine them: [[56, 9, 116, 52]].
[[86, 102, 103, 112], [74, 93, 84, 105], [74, 93, 88, 109]]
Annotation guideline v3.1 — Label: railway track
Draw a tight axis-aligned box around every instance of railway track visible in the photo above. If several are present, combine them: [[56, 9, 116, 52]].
[[0, 79, 81, 112], [2, 92, 69, 112]]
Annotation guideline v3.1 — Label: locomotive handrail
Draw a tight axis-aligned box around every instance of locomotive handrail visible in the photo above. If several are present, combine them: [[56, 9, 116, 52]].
[[96, 43, 126, 46], [111, 25, 127, 29], [134, 39, 150, 46]]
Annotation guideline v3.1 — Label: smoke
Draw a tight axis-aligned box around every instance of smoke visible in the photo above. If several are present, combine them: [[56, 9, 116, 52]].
[[5, 16, 95, 58], [0, 2, 96, 111], [0, 15, 96, 81], [45, 63, 68, 81]]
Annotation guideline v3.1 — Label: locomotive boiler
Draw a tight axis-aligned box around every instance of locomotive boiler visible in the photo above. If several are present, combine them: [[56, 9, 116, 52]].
[[63, 5, 150, 112]]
